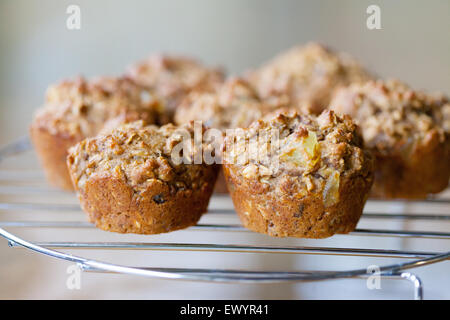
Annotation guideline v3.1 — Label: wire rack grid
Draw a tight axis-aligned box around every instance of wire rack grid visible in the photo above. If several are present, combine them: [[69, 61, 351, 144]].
[[0, 137, 449, 300]]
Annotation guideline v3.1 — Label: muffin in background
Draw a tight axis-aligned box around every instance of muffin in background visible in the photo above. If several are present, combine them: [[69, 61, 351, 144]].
[[30, 76, 161, 190], [126, 54, 225, 122], [67, 121, 219, 234], [175, 77, 273, 130], [223, 110, 374, 238], [330, 79, 450, 199], [247, 42, 372, 114], [175, 77, 278, 193]]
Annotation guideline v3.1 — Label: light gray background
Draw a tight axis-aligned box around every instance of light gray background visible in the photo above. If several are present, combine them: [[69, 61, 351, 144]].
[[0, 0, 449, 299], [1, 0, 449, 144]]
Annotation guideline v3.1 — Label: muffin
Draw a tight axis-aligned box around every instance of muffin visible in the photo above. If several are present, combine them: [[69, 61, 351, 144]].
[[223, 110, 374, 238], [330, 79, 450, 199], [67, 121, 219, 234], [247, 43, 372, 114], [30, 76, 161, 190], [126, 54, 224, 121], [175, 78, 276, 192], [174, 78, 272, 130]]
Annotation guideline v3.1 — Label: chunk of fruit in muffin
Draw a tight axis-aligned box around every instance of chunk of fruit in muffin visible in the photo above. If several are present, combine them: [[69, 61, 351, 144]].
[[223, 110, 374, 238]]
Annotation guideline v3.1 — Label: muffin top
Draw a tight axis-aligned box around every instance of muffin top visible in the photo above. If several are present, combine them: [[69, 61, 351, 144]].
[[126, 54, 224, 110], [174, 78, 275, 130], [67, 121, 217, 193], [32, 76, 162, 138], [247, 43, 372, 114], [223, 110, 373, 206], [330, 79, 450, 155]]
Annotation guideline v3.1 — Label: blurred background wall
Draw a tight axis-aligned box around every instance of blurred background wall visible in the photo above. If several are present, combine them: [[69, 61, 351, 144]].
[[0, 0, 449, 299], [1, 0, 449, 144]]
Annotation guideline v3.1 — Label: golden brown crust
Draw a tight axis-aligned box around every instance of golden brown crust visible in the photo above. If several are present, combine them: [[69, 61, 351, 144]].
[[29, 125, 80, 190], [330, 79, 450, 198], [247, 43, 372, 114], [67, 122, 219, 234], [370, 139, 450, 199], [77, 172, 214, 234], [224, 166, 371, 238], [223, 110, 374, 238], [213, 169, 229, 193], [30, 76, 161, 190]]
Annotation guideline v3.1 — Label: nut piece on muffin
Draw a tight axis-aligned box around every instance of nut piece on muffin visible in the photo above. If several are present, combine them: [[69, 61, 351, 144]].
[[174, 77, 277, 193], [330, 79, 450, 199], [67, 121, 219, 234], [223, 110, 374, 239], [30, 76, 162, 190], [247, 43, 372, 114], [126, 54, 225, 121]]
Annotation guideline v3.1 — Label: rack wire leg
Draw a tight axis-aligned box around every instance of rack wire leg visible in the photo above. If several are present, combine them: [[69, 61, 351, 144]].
[[395, 272, 423, 300]]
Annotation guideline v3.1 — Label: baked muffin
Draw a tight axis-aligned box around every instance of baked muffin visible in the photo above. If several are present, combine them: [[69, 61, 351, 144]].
[[247, 43, 372, 114], [126, 54, 224, 121], [175, 78, 276, 192], [174, 78, 272, 130], [330, 79, 450, 199], [67, 121, 219, 234], [223, 110, 374, 238], [30, 76, 161, 190]]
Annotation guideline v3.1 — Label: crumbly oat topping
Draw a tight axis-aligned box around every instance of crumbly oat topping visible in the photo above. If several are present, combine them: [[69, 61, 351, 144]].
[[67, 121, 217, 193], [33, 76, 161, 138], [330, 79, 450, 155], [174, 78, 276, 130], [248, 43, 372, 114], [126, 54, 224, 110], [224, 110, 372, 206]]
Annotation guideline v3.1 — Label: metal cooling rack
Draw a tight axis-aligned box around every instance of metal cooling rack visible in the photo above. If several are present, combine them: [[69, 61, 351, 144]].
[[0, 137, 449, 300]]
